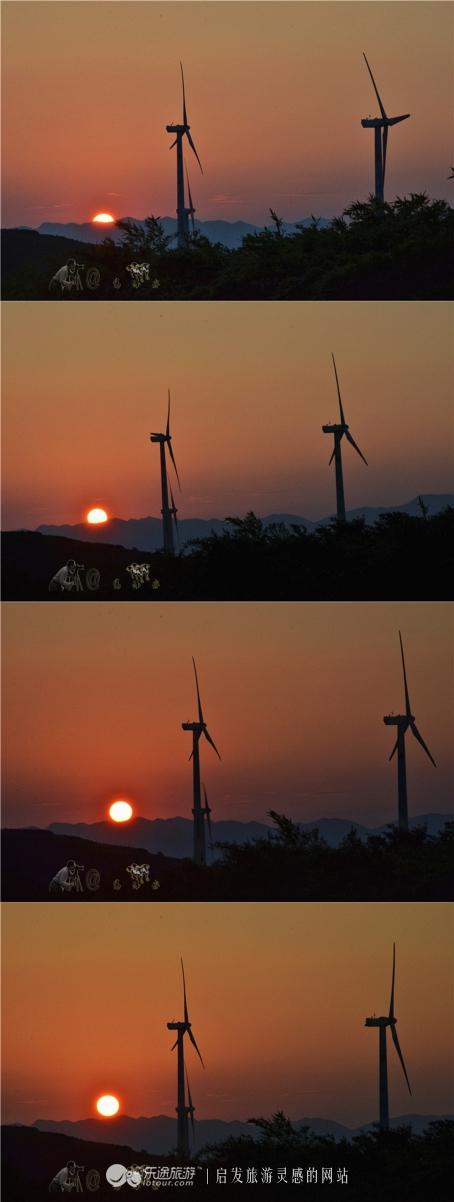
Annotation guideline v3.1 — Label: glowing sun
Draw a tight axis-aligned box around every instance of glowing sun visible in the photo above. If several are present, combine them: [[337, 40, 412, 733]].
[[93, 212, 115, 224], [96, 1094, 120, 1117], [109, 800, 134, 823], [86, 507, 108, 525]]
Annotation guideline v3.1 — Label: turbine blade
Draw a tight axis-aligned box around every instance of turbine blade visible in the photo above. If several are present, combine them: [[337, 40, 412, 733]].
[[387, 114, 410, 127], [192, 657, 204, 725], [382, 125, 388, 184], [185, 166, 194, 213], [398, 631, 412, 718], [203, 727, 221, 761], [331, 353, 346, 425], [363, 52, 387, 120], [180, 61, 188, 126], [166, 390, 171, 438], [185, 128, 203, 174], [203, 784, 214, 847], [188, 1027, 204, 1067], [345, 430, 368, 466], [167, 439, 181, 489], [410, 723, 436, 768], [186, 1070, 195, 1137], [171, 1038, 178, 1051], [170, 486, 179, 540], [169, 138, 178, 151], [388, 943, 396, 1020], [181, 958, 189, 1025], [329, 446, 336, 466], [389, 738, 399, 761], [391, 1025, 412, 1095]]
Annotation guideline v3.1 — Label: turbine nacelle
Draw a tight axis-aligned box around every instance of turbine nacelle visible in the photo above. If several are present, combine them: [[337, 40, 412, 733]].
[[361, 115, 410, 129], [365, 1016, 397, 1028]]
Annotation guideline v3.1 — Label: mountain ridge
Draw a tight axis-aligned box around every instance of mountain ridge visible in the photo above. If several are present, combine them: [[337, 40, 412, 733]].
[[24, 494, 454, 553]]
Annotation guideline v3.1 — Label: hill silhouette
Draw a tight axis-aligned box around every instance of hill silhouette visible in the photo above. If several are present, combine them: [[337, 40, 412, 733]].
[[3, 1117, 453, 1201], [3, 506, 453, 600], [2, 818, 453, 901], [3, 194, 453, 299]]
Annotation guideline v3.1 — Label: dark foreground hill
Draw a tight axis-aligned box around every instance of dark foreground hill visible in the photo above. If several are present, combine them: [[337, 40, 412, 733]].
[[3, 507, 453, 600], [2, 819, 453, 901], [3, 194, 454, 299], [3, 1118, 454, 1201]]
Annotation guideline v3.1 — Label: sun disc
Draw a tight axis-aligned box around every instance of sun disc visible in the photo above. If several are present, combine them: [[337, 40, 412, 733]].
[[93, 212, 114, 224], [86, 507, 108, 525], [96, 1094, 120, 1117], [109, 800, 133, 823]]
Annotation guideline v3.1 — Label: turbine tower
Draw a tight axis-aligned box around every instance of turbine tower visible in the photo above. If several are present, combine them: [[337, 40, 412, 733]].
[[365, 944, 412, 1130], [150, 390, 180, 555], [167, 960, 204, 1159], [361, 54, 410, 203], [182, 659, 221, 866], [166, 63, 203, 248], [322, 354, 368, 522], [383, 631, 436, 831]]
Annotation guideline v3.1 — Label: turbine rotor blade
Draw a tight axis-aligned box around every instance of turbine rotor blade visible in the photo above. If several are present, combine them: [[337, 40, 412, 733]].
[[389, 738, 399, 761], [167, 439, 181, 489], [345, 430, 368, 466], [203, 727, 221, 760], [389, 943, 396, 1020], [331, 353, 346, 425], [186, 1070, 195, 1137], [171, 1038, 178, 1051], [329, 446, 336, 466], [169, 138, 178, 150], [398, 631, 412, 718], [188, 1027, 204, 1067], [363, 52, 387, 120], [410, 723, 436, 768], [166, 390, 171, 439], [170, 486, 179, 539], [192, 658, 204, 725], [181, 958, 189, 1025], [185, 128, 203, 174], [390, 1025, 412, 1095], [180, 61, 188, 126]]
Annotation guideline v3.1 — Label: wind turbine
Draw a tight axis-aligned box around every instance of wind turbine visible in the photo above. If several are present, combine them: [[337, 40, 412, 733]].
[[322, 354, 368, 522], [149, 390, 180, 555], [185, 167, 197, 238], [167, 960, 204, 1159], [361, 54, 410, 203], [365, 944, 412, 1130], [182, 659, 221, 866], [383, 631, 436, 831], [166, 63, 203, 248]]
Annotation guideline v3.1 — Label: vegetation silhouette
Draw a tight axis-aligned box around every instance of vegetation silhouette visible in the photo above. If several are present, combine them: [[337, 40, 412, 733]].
[[199, 1114, 454, 1200], [3, 194, 453, 299], [3, 819, 453, 901], [3, 507, 453, 601]]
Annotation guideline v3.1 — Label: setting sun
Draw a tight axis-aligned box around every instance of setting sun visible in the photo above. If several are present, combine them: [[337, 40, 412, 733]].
[[92, 213, 114, 224], [86, 507, 108, 525], [109, 800, 134, 823], [96, 1094, 120, 1117]]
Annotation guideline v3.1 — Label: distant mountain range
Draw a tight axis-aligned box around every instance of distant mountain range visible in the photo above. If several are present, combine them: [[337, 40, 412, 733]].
[[33, 495, 454, 552], [31, 215, 331, 250], [47, 813, 453, 859], [32, 1112, 453, 1154]]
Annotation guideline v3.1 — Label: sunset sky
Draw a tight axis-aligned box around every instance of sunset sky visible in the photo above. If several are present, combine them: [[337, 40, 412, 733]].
[[2, 2, 452, 228], [2, 302, 453, 528], [2, 902, 453, 1126], [2, 602, 452, 828]]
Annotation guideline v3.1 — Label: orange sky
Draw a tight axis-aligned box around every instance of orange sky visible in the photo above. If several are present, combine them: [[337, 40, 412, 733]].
[[2, 902, 453, 1126], [2, 302, 453, 527], [2, 2, 452, 226], [2, 602, 452, 827]]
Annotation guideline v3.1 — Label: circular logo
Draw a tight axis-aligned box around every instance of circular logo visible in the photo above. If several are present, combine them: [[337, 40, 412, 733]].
[[86, 868, 101, 892], [86, 1169, 101, 1192], [106, 1164, 127, 1190], [113, 277, 122, 289], [86, 267, 101, 290], [86, 567, 101, 591], [113, 879, 122, 891], [126, 1168, 142, 1189]]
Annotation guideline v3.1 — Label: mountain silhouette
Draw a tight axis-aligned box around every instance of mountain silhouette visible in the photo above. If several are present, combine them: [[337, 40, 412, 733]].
[[32, 1111, 454, 1153], [32, 496, 454, 551], [34, 215, 331, 250]]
